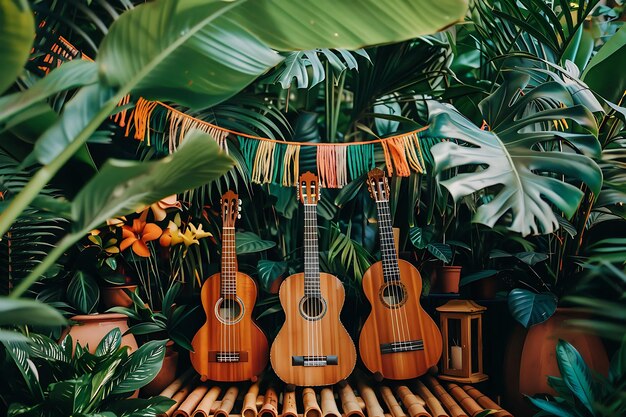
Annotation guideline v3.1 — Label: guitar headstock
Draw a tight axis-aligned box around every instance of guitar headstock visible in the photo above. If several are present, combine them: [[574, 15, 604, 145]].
[[367, 168, 390, 202], [298, 172, 321, 205], [221, 190, 241, 227]]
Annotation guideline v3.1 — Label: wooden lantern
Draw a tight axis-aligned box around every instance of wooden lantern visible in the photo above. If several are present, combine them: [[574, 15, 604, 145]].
[[435, 300, 488, 383]]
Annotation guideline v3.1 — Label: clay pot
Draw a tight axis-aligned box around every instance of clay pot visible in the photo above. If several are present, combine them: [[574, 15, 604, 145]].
[[64, 313, 138, 354], [101, 284, 138, 309], [141, 340, 179, 396], [438, 266, 462, 293], [503, 308, 609, 416], [473, 275, 498, 299]]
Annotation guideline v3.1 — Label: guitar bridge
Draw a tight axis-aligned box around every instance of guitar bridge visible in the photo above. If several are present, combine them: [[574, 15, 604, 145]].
[[292, 355, 338, 367], [208, 351, 249, 363], [380, 340, 424, 354]]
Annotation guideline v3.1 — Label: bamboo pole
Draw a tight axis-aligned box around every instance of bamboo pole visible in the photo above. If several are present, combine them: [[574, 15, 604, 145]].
[[282, 390, 298, 417], [173, 384, 210, 417], [243, 382, 261, 417], [303, 388, 322, 417], [357, 381, 384, 417], [259, 387, 279, 417], [424, 377, 467, 417], [356, 397, 366, 410], [394, 386, 430, 417], [461, 386, 512, 417], [414, 381, 448, 417], [320, 388, 342, 417], [159, 377, 199, 417], [380, 386, 407, 417], [256, 395, 265, 410], [338, 383, 365, 417], [215, 387, 239, 417], [192, 386, 222, 417], [160, 369, 196, 398], [445, 384, 483, 417]]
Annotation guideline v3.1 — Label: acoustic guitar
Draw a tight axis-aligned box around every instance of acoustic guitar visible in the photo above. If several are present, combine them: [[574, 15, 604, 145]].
[[359, 168, 442, 380], [190, 190, 269, 382], [270, 172, 356, 386]]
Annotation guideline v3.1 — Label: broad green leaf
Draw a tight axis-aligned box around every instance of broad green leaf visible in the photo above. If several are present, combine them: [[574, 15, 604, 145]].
[[95, 328, 122, 357], [609, 336, 626, 385], [33, 83, 116, 165], [374, 95, 402, 136], [0, 60, 98, 124], [409, 226, 434, 250], [427, 243, 453, 264], [67, 271, 100, 314], [48, 376, 92, 414], [0, 296, 66, 326], [111, 339, 167, 394], [428, 94, 602, 237], [0, 0, 34, 94], [229, 0, 468, 51], [28, 333, 69, 362], [106, 396, 176, 417], [555, 340, 594, 414], [235, 231, 276, 254], [267, 49, 368, 89], [525, 396, 577, 417], [583, 25, 626, 103], [98, 0, 282, 109], [515, 252, 548, 266], [71, 130, 233, 233], [257, 260, 288, 292], [507, 289, 557, 328], [2, 340, 43, 400], [460, 270, 498, 286], [0, 330, 29, 343]]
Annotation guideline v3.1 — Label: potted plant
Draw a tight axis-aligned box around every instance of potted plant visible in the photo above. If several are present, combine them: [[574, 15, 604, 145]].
[[1, 328, 173, 415], [110, 282, 197, 395]]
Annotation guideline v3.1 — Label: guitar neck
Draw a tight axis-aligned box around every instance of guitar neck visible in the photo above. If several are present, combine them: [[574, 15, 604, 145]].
[[375, 200, 400, 282], [221, 226, 237, 297], [303, 204, 321, 296]]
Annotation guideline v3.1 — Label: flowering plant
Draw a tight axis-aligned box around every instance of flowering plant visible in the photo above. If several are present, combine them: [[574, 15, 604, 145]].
[[82, 195, 214, 308]]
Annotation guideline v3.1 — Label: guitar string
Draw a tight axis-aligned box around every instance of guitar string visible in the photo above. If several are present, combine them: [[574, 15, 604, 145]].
[[376, 193, 401, 350], [305, 203, 312, 366], [380, 199, 411, 348]]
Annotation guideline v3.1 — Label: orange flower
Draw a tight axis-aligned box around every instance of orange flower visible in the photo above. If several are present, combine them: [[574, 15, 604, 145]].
[[120, 213, 162, 257], [136, 195, 181, 221]]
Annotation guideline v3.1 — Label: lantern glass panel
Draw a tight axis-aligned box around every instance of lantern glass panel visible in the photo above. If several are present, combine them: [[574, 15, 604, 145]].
[[471, 317, 479, 373], [448, 318, 462, 370]]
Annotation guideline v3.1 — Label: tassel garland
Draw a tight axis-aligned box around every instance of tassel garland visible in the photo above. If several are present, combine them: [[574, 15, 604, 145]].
[[113, 98, 427, 189]]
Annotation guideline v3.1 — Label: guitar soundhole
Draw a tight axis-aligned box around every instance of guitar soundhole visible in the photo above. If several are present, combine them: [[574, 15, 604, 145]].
[[379, 282, 408, 308], [215, 297, 244, 324], [299, 295, 327, 321]]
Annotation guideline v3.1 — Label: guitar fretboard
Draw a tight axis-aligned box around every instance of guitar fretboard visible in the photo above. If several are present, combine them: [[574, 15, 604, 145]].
[[221, 226, 237, 296], [375, 200, 400, 282], [303, 204, 321, 296]]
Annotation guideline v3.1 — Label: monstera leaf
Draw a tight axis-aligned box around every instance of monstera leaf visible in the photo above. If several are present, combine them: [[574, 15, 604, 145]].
[[429, 73, 602, 236]]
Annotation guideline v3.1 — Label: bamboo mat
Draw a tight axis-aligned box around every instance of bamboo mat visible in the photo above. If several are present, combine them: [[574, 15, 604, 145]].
[[156, 370, 513, 417]]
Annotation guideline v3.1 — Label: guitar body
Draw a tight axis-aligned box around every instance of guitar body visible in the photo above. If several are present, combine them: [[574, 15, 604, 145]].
[[190, 271, 269, 382], [359, 259, 442, 380], [271, 272, 357, 386]]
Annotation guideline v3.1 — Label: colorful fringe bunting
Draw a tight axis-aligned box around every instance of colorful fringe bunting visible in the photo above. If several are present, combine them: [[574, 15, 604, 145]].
[[112, 98, 428, 188]]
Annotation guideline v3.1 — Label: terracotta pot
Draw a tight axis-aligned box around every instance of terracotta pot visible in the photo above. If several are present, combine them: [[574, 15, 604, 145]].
[[141, 340, 179, 396], [101, 284, 137, 309], [503, 308, 609, 416], [438, 266, 462, 293], [64, 313, 138, 354], [473, 275, 498, 299]]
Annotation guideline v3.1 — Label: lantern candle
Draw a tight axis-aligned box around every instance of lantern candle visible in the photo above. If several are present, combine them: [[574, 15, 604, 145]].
[[450, 346, 462, 370]]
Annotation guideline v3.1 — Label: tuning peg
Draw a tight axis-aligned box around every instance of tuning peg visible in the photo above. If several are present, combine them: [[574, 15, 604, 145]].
[[238, 199, 242, 205], [220, 199, 223, 204], [237, 214, 241, 219]]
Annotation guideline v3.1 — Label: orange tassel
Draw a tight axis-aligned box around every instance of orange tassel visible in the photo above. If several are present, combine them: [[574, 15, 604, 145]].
[[317, 145, 338, 188], [382, 136, 411, 177]]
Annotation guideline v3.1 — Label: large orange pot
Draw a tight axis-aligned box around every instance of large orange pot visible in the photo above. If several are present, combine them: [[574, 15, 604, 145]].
[[64, 313, 138, 354], [504, 308, 609, 416], [101, 284, 138, 309]]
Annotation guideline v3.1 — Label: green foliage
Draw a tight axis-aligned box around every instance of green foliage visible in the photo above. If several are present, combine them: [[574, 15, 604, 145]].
[[507, 288, 558, 328], [0, 0, 34, 94], [2, 329, 173, 416], [529, 339, 626, 417]]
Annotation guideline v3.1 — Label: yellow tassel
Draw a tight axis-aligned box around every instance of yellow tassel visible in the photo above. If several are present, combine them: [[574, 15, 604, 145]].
[[252, 141, 276, 184], [168, 110, 183, 153], [283, 144, 300, 187], [405, 133, 425, 174]]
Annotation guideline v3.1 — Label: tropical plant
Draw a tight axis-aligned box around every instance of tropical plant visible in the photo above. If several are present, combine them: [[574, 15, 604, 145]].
[[111, 282, 197, 351], [0, 328, 173, 416], [528, 338, 626, 417]]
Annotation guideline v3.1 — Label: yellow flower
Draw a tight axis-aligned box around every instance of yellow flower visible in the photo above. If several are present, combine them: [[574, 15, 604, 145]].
[[188, 223, 212, 240]]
